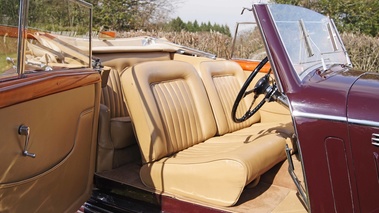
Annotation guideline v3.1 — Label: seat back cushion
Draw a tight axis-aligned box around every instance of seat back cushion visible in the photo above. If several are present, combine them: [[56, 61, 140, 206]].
[[101, 68, 128, 118], [199, 60, 260, 135], [98, 52, 172, 116], [122, 60, 217, 163]]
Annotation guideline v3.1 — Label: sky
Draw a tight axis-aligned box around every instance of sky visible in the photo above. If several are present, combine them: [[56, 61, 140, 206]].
[[172, 0, 269, 33]]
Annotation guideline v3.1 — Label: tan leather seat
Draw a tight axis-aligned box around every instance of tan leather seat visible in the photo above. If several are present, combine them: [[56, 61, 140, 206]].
[[97, 68, 139, 172], [122, 60, 290, 206], [95, 52, 172, 172], [173, 55, 293, 135], [198, 60, 295, 149], [198, 60, 260, 135]]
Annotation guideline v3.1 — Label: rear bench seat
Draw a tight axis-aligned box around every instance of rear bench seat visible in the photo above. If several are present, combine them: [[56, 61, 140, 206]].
[[95, 51, 173, 172], [121, 60, 294, 206]]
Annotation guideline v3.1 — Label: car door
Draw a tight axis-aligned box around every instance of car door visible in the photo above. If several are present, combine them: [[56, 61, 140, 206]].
[[0, 1, 100, 212], [348, 73, 379, 212]]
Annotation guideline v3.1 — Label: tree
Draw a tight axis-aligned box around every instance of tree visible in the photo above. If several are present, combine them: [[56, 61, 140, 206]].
[[168, 17, 185, 32], [193, 20, 200, 32], [87, 0, 180, 31], [0, 1, 19, 26], [186, 21, 194, 32], [87, 0, 136, 31], [274, 0, 379, 36], [164, 18, 231, 36]]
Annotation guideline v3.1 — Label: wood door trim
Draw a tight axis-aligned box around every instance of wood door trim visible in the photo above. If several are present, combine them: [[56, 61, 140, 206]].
[[0, 69, 100, 108]]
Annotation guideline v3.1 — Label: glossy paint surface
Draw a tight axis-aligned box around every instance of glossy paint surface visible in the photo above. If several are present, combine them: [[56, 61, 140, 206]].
[[254, 3, 379, 212], [290, 70, 361, 212], [348, 73, 379, 213]]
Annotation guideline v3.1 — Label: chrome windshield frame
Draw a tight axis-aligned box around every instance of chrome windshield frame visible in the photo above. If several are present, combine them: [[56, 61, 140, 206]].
[[16, 0, 28, 76], [72, 0, 93, 67]]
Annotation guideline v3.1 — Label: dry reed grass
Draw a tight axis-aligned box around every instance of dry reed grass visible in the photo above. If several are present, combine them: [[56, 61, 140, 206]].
[[118, 30, 233, 58], [121, 30, 379, 72], [341, 33, 379, 72]]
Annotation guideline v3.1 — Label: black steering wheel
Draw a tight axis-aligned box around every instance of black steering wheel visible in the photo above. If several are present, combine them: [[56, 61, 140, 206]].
[[231, 57, 278, 123]]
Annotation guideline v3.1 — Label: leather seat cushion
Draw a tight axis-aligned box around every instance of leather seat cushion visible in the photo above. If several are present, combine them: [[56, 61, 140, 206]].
[[123, 60, 292, 207], [140, 127, 288, 206]]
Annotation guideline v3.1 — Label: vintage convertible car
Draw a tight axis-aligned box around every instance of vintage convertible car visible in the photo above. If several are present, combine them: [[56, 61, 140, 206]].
[[1, 0, 378, 212]]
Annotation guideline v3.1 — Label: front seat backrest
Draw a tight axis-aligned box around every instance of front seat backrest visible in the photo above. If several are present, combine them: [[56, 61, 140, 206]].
[[122, 60, 217, 163], [199, 60, 260, 135]]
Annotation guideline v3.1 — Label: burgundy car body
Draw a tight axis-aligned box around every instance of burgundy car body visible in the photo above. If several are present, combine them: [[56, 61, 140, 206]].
[[254, 4, 379, 212], [2, 1, 379, 212]]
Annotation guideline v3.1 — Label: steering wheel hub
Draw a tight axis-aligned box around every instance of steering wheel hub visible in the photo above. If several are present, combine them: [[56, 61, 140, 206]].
[[232, 57, 280, 123]]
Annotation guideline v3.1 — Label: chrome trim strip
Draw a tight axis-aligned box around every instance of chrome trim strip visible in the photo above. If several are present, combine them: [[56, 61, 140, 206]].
[[71, 0, 93, 8], [17, 0, 28, 76], [372, 134, 379, 147], [293, 111, 379, 127], [69, 0, 93, 67], [253, 6, 285, 94], [348, 119, 379, 127], [292, 111, 346, 122], [230, 22, 257, 59]]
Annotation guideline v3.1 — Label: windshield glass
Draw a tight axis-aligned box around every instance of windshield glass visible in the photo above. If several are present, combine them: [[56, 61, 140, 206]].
[[231, 22, 267, 60], [268, 4, 350, 79]]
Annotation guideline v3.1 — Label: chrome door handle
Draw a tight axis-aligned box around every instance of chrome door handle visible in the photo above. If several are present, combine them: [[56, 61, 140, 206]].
[[372, 133, 379, 147], [18, 125, 36, 158]]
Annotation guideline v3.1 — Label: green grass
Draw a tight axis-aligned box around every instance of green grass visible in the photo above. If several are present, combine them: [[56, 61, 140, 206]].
[[0, 53, 17, 74]]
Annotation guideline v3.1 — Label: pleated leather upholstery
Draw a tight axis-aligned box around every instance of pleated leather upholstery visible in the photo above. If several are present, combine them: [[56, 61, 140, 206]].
[[97, 67, 138, 172], [199, 60, 260, 135], [152, 80, 205, 154], [96, 52, 172, 172], [100, 67, 128, 118], [122, 59, 291, 207], [122, 60, 217, 163], [98, 52, 172, 118]]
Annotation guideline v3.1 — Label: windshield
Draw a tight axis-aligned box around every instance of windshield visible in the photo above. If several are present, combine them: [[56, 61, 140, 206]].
[[231, 22, 267, 60], [268, 4, 350, 79]]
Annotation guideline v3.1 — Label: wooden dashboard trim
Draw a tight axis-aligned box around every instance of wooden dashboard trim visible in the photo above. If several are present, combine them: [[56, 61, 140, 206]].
[[0, 25, 39, 38], [0, 69, 100, 108], [232, 59, 271, 73]]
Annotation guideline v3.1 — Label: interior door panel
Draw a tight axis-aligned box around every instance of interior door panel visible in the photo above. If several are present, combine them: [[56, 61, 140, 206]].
[[0, 70, 100, 212]]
